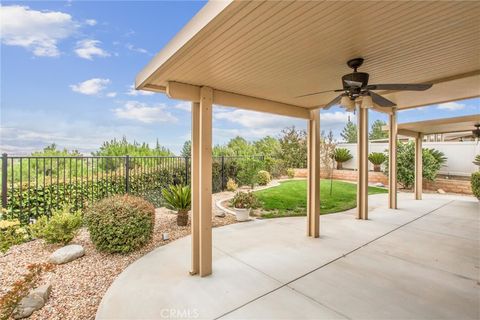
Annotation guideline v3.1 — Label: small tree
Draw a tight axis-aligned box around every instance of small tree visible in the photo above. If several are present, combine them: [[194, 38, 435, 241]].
[[368, 152, 387, 172], [341, 121, 357, 143], [237, 157, 264, 188], [278, 126, 307, 168], [369, 120, 388, 140], [180, 140, 191, 158], [333, 148, 353, 170], [384, 141, 445, 189], [320, 130, 336, 178]]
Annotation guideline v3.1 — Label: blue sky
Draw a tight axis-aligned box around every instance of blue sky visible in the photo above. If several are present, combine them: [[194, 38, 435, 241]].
[[1, 1, 478, 155]]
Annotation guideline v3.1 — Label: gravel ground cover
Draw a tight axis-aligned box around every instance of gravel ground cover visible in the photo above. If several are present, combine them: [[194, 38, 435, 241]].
[[0, 192, 237, 320]]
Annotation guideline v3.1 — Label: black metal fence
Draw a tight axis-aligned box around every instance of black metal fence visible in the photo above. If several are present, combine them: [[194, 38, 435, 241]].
[[0, 153, 263, 224]]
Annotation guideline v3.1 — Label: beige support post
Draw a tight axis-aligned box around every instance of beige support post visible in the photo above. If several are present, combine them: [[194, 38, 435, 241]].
[[199, 87, 213, 277], [414, 134, 423, 200], [388, 109, 398, 209], [190, 102, 200, 275], [356, 106, 369, 220], [307, 109, 320, 237]]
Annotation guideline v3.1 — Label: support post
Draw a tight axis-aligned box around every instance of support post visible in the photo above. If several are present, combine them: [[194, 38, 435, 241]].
[[199, 87, 213, 277], [307, 110, 320, 237], [190, 102, 200, 275], [357, 106, 369, 220], [388, 109, 398, 209], [414, 134, 423, 200], [125, 155, 130, 193]]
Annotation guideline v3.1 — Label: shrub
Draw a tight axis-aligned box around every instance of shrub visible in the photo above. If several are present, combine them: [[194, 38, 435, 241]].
[[30, 206, 82, 245], [368, 152, 387, 172], [162, 185, 191, 226], [85, 195, 155, 253], [226, 178, 238, 191], [231, 192, 259, 209], [333, 148, 353, 170], [384, 141, 445, 189], [237, 158, 264, 188], [264, 157, 287, 178], [473, 154, 480, 167], [257, 170, 271, 186], [0, 217, 30, 253], [286, 168, 295, 179], [471, 172, 480, 199]]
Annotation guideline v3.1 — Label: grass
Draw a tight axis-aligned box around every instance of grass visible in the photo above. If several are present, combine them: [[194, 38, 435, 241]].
[[254, 179, 387, 218]]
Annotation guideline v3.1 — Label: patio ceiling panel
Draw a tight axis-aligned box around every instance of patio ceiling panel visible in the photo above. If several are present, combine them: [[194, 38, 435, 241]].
[[396, 115, 480, 136], [137, 1, 480, 110]]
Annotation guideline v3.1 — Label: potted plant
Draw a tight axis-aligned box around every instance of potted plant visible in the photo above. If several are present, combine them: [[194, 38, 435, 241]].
[[333, 148, 353, 170], [368, 152, 387, 172], [162, 185, 191, 226], [231, 191, 259, 222]]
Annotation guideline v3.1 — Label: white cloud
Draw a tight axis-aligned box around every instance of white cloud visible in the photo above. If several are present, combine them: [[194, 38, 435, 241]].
[[113, 101, 177, 123], [126, 43, 149, 54], [174, 102, 191, 112], [0, 5, 77, 57], [74, 39, 110, 60], [70, 78, 110, 95], [214, 108, 295, 129], [106, 92, 117, 98], [320, 111, 354, 125], [84, 19, 97, 26], [126, 84, 155, 96], [437, 102, 465, 111]]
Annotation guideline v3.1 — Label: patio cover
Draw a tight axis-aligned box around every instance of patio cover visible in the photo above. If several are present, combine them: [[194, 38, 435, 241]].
[[136, 0, 480, 277], [395, 115, 480, 137], [136, 1, 480, 111]]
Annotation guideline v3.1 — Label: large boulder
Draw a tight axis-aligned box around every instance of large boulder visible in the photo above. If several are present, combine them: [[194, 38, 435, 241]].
[[13, 284, 51, 319], [48, 244, 84, 264]]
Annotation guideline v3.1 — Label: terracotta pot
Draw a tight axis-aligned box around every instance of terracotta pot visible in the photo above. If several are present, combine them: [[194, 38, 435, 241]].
[[177, 210, 189, 226]]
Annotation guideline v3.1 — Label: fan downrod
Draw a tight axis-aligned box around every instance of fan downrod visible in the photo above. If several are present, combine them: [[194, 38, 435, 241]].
[[347, 58, 364, 72]]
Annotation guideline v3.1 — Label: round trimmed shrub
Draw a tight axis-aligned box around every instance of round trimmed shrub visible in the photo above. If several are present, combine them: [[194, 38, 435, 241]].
[[257, 170, 271, 186], [286, 168, 295, 179], [85, 195, 155, 253], [471, 172, 480, 200]]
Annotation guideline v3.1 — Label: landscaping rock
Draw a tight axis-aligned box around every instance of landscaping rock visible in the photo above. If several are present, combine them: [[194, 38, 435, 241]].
[[374, 182, 385, 188], [437, 188, 446, 194], [13, 284, 51, 319], [48, 244, 84, 264]]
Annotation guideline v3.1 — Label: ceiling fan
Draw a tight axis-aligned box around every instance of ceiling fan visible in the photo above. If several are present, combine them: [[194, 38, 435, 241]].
[[297, 58, 433, 111], [473, 124, 480, 138]]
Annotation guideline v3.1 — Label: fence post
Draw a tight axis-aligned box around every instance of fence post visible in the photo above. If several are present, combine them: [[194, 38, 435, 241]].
[[125, 155, 130, 193], [185, 157, 189, 185], [221, 156, 225, 191], [1, 153, 7, 209]]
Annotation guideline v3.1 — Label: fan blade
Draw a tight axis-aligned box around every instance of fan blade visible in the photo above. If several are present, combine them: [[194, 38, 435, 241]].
[[344, 79, 363, 87], [367, 83, 432, 91], [370, 91, 396, 107], [323, 94, 343, 110], [295, 88, 343, 98]]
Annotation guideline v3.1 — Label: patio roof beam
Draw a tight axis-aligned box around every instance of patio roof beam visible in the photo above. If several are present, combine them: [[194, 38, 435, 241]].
[[397, 128, 420, 138], [166, 81, 311, 119]]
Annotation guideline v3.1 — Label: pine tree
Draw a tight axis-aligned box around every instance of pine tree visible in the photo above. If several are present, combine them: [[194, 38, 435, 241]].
[[340, 121, 357, 143], [369, 120, 388, 140]]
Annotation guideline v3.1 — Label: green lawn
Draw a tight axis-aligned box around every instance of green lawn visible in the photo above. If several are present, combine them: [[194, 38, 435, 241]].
[[254, 179, 387, 218]]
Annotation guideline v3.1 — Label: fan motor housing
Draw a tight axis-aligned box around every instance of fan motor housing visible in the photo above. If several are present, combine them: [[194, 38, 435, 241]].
[[342, 72, 369, 90]]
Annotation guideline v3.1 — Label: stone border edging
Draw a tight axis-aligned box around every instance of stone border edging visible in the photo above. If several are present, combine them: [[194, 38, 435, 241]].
[[215, 180, 282, 216]]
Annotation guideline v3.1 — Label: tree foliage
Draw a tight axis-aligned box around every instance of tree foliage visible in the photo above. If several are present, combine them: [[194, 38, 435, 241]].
[[180, 140, 191, 158], [369, 120, 388, 140], [277, 126, 307, 168], [341, 121, 357, 143], [384, 141, 446, 189], [94, 137, 172, 157]]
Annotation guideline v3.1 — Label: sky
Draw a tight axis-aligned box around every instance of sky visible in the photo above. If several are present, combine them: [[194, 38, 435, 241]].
[[1, 1, 479, 155]]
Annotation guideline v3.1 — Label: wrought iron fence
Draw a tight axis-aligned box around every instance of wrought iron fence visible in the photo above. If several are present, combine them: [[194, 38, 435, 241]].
[[0, 153, 264, 224]]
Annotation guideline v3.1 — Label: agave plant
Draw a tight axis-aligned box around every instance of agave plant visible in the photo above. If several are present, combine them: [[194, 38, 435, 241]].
[[368, 152, 387, 172], [333, 148, 353, 170], [162, 185, 191, 226]]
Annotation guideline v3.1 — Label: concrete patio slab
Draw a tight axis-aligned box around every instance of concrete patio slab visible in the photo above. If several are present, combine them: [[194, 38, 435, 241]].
[[97, 194, 479, 320]]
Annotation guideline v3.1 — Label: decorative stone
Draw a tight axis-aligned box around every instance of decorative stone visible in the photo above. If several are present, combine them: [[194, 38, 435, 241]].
[[374, 182, 385, 188], [48, 244, 85, 264], [437, 188, 446, 194], [215, 212, 226, 217], [13, 284, 51, 319]]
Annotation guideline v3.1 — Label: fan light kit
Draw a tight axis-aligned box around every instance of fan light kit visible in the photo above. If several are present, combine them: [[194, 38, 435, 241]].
[[297, 58, 433, 110]]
